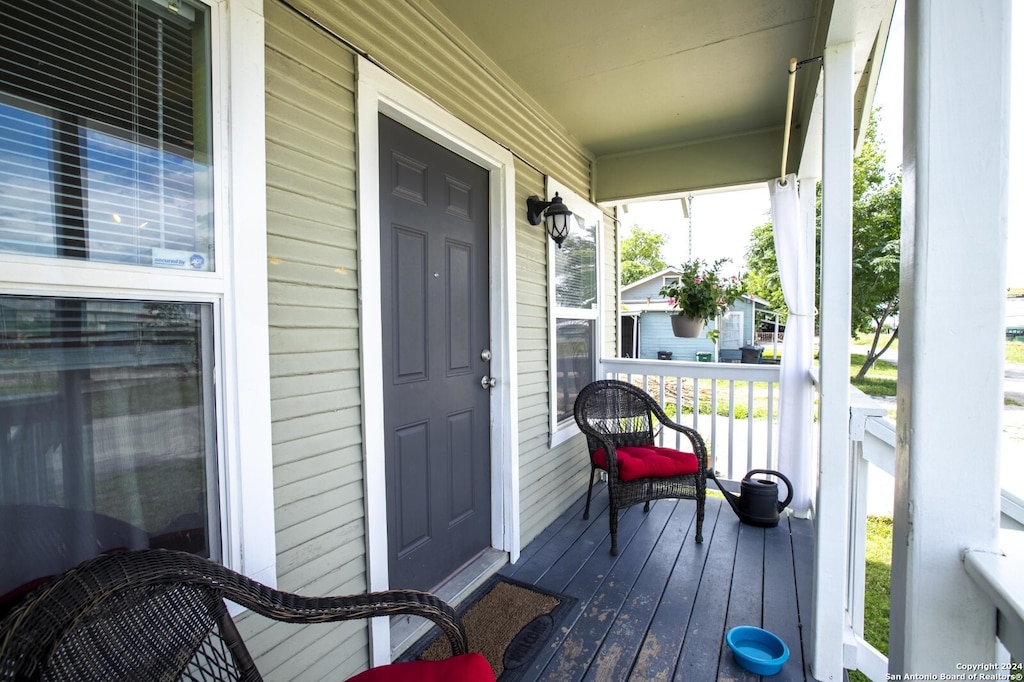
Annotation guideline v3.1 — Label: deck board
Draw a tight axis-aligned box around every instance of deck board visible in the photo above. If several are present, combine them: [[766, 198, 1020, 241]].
[[584, 500, 700, 682], [502, 486, 814, 681]]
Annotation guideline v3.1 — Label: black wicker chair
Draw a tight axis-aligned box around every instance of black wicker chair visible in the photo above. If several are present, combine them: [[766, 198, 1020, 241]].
[[574, 379, 707, 555], [0, 548, 494, 682]]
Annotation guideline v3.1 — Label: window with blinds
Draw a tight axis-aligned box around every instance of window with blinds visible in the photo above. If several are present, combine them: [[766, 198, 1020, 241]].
[[553, 212, 599, 425], [0, 0, 213, 269]]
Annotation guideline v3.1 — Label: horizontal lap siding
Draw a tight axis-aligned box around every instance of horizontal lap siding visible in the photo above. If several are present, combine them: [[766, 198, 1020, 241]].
[[284, 0, 599, 554], [253, 0, 607, 675], [242, 3, 368, 680], [286, 0, 592, 199], [515, 161, 591, 546]]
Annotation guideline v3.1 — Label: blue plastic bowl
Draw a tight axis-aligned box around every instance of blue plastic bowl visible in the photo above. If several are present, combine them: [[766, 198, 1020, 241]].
[[726, 626, 790, 675]]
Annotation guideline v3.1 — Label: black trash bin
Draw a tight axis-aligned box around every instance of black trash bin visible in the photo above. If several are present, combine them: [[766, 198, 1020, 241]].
[[657, 350, 673, 360], [740, 344, 764, 364]]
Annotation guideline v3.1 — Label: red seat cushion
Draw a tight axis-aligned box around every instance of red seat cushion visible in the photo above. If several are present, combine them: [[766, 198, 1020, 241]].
[[592, 445, 699, 482], [346, 653, 495, 682]]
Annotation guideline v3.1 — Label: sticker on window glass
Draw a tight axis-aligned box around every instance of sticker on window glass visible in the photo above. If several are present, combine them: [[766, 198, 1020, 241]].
[[152, 248, 209, 271]]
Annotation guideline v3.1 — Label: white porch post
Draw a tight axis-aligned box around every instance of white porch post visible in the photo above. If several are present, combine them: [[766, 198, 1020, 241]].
[[811, 40, 854, 682], [889, 0, 1010, 672]]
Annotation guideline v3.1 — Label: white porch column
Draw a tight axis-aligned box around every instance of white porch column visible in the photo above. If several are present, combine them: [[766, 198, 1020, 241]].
[[811, 40, 854, 682], [889, 0, 1011, 672]]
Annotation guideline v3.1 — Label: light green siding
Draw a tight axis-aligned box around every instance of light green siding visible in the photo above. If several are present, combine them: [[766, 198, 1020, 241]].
[[251, 0, 611, 676], [286, 0, 592, 200], [243, 2, 367, 679]]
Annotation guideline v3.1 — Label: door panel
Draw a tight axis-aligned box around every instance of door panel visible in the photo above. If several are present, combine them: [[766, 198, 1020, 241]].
[[721, 311, 744, 349], [379, 114, 491, 592]]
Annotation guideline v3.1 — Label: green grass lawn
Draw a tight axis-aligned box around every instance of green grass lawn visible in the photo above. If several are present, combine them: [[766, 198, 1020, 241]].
[[849, 516, 892, 682], [849, 516, 1021, 680], [850, 354, 898, 398], [853, 331, 899, 351], [1008, 340, 1024, 365], [861, 517, 892, 655]]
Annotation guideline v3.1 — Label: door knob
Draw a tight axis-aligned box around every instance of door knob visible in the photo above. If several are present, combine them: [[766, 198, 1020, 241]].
[[480, 376, 497, 389]]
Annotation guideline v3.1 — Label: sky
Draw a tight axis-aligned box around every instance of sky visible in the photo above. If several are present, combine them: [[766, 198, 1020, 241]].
[[624, 0, 1023, 287]]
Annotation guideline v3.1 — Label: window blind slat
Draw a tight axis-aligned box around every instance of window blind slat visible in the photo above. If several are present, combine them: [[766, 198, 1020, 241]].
[[0, 0, 212, 269]]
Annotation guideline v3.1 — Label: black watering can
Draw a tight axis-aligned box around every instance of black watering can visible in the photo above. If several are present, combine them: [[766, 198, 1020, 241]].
[[709, 469, 793, 528]]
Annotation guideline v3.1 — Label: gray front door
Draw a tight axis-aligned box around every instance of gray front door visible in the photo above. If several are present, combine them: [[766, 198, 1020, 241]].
[[379, 114, 492, 592]]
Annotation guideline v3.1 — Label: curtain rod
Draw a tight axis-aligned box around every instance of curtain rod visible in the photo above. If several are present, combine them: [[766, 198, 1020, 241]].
[[780, 56, 823, 186]]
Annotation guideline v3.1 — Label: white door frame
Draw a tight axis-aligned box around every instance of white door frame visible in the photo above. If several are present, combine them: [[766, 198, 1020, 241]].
[[355, 58, 520, 664]]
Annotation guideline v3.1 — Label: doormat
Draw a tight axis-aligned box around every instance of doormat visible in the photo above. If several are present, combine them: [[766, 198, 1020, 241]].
[[402, 575, 577, 681]]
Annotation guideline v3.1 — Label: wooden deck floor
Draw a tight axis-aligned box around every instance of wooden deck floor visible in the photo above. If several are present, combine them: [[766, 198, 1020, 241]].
[[499, 485, 815, 681]]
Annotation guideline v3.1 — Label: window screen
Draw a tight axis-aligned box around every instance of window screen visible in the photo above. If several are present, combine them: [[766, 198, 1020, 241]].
[[0, 0, 213, 269]]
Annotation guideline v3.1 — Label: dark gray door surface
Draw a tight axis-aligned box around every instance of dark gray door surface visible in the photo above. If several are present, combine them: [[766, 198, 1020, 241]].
[[379, 114, 492, 592]]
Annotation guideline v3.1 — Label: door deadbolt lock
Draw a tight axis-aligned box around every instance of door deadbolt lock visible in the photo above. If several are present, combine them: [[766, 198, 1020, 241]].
[[480, 349, 492, 361], [480, 376, 497, 389]]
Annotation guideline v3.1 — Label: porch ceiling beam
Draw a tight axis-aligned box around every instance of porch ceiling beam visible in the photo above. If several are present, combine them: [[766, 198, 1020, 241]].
[[593, 128, 780, 204]]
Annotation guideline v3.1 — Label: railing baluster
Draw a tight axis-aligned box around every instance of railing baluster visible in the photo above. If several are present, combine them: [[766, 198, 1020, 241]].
[[746, 380, 755, 473], [766, 380, 775, 470]]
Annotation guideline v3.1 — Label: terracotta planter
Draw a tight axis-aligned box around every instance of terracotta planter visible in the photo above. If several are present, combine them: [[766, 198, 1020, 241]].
[[670, 315, 705, 338]]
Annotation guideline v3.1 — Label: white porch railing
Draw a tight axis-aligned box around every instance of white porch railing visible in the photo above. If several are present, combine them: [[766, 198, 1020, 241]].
[[600, 362, 1024, 677], [845, 386, 1024, 679], [844, 388, 893, 680], [599, 358, 781, 483]]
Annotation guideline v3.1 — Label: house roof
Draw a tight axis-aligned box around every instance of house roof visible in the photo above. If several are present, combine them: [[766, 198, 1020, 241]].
[[622, 293, 773, 314], [620, 267, 682, 296], [428, 0, 896, 201]]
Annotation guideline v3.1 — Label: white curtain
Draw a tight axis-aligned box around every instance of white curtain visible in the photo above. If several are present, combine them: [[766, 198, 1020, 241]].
[[769, 173, 815, 516]]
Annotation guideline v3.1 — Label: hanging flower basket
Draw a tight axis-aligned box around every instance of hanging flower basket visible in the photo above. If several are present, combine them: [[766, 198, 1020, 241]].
[[670, 315, 705, 338], [660, 257, 746, 338]]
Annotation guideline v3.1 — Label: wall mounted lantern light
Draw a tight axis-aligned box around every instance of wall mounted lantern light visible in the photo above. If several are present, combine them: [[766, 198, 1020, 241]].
[[526, 192, 573, 248]]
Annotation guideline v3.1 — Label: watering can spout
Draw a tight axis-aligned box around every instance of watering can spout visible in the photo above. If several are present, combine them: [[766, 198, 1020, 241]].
[[708, 469, 743, 515]]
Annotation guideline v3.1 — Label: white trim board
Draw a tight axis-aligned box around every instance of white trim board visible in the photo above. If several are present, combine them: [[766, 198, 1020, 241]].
[[355, 57, 520, 667]]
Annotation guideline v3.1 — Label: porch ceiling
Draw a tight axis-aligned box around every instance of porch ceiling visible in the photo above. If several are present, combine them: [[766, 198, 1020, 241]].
[[429, 0, 896, 202]]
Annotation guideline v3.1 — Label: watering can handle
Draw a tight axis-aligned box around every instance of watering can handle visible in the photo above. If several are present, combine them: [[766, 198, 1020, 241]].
[[743, 469, 794, 510]]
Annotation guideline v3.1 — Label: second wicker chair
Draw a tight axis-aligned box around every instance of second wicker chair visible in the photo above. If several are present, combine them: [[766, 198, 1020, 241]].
[[573, 379, 707, 554]]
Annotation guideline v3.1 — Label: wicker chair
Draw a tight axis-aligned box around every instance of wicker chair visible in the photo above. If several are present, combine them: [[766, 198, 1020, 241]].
[[573, 379, 707, 555], [0, 548, 494, 682]]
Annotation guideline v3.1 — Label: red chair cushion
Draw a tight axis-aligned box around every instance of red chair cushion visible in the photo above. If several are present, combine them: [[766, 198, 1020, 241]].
[[592, 446, 699, 482], [346, 653, 495, 682]]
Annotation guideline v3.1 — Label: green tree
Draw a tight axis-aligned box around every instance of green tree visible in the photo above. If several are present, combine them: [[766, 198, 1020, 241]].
[[744, 221, 788, 313], [620, 226, 668, 285], [744, 110, 901, 377]]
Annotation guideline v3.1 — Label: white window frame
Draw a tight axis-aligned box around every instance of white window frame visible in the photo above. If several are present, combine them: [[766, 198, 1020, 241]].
[[0, 0, 276, 587], [547, 177, 603, 447]]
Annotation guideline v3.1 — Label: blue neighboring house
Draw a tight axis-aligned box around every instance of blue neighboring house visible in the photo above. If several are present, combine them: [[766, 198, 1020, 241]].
[[620, 267, 773, 362]]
